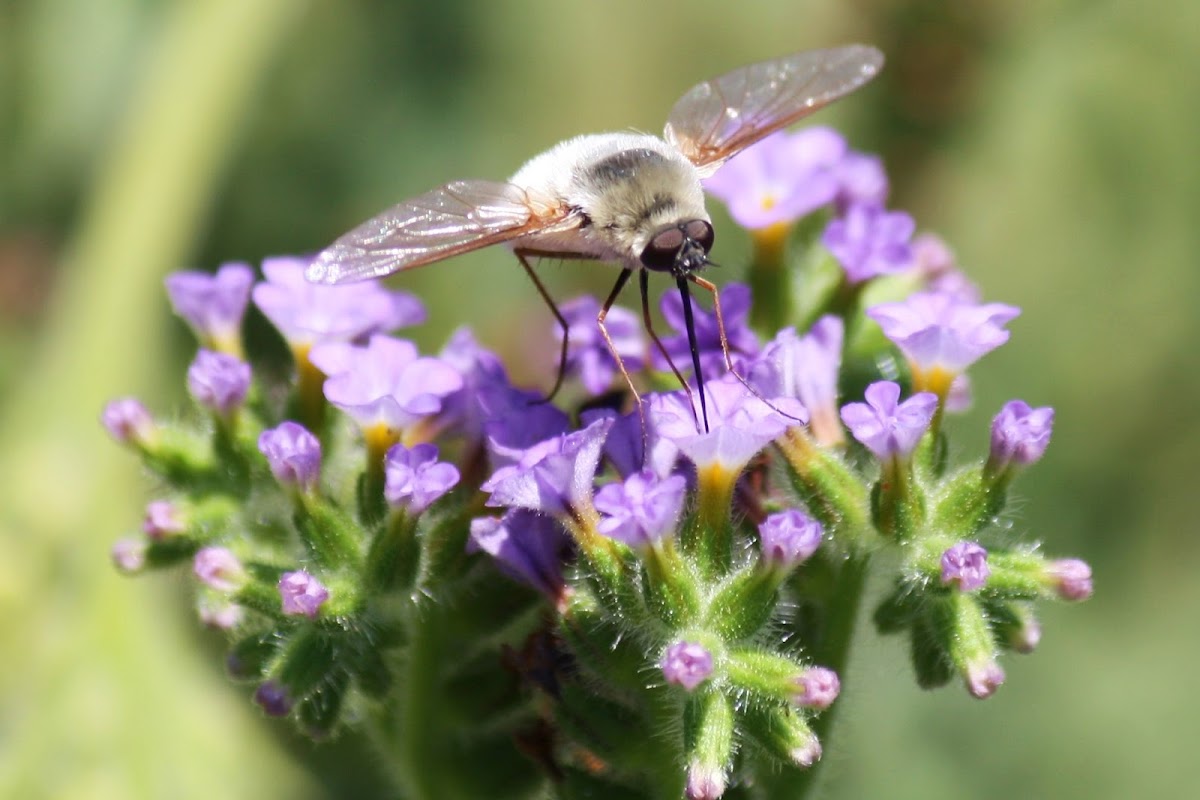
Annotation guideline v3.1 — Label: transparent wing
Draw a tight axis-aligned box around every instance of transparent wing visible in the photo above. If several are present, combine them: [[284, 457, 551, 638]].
[[306, 180, 569, 284], [664, 45, 884, 174]]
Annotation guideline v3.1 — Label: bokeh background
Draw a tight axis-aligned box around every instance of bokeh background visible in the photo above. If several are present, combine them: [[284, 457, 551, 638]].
[[2, 0, 1197, 798]]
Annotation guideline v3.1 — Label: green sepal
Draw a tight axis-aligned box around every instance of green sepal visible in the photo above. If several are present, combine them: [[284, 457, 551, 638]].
[[418, 490, 476, 587], [225, 632, 280, 681], [909, 600, 954, 689], [778, 432, 872, 550], [983, 549, 1056, 600], [297, 668, 350, 740], [642, 541, 701, 628], [143, 426, 217, 488], [143, 535, 201, 568], [725, 648, 804, 704], [944, 592, 997, 677], [275, 627, 339, 698], [293, 496, 362, 569], [683, 690, 735, 792], [556, 680, 649, 770], [365, 509, 420, 593], [934, 466, 1008, 538], [351, 641, 394, 699], [210, 420, 252, 493], [706, 567, 781, 641], [233, 576, 284, 619], [740, 703, 820, 768], [872, 581, 918, 635], [558, 593, 648, 695], [870, 459, 926, 541]]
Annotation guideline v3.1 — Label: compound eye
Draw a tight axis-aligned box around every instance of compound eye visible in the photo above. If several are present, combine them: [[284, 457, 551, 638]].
[[685, 219, 714, 251], [641, 227, 685, 271]]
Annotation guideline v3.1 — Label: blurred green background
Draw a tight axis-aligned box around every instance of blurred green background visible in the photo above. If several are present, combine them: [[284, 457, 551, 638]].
[[1, 0, 1196, 797]]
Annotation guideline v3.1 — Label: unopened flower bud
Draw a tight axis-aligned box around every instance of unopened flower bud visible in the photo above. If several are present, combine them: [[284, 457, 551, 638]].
[[939, 541, 990, 592], [258, 421, 321, 492], [193, 546, 247, 592], [187, 349, 250, 417], [686, 762, 726, 800], [254, 681, 293, 717], [964, 658, 1005, 699], [142, 500, 186, 541], [989, 400, 1054, 471], [793, 666, 840, 710], [278, 570, 330, 618], [111, 539, 146, 574], [101, 397, 156, 447], [757, 508, 822, 571], [662, 641, 714, 692], [1046, 558, 1093, 601]]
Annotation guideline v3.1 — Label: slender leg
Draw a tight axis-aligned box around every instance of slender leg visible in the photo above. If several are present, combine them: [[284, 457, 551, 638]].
[[514, 248, 599, 403], [595, 268, 646, 443], [639, 270, 702, 430], [689, 274, 804, 424]]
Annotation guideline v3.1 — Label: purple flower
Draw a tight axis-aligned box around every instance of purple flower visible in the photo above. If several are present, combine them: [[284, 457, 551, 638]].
[[758, 509, 823, 570], [278, 570, 330, 618], [468, 510, 572, 599], [164, 262, 254, 350], [661, 641, 714, 691], [252, 255, 425, 349], [652, 283, 760, 379], [435, 327, 513, 441], [111, 539, 146, 574], [193, 546, 247, 592], [310, 335, 463, 434], [481, 416, 613, 518], [939, 541, 990, 592], [751, 317, 844, 445], [990, 400, 1055, 469], [965, 658, 1005, 699], [791, 738, 823, 768], [483, 388, 572, 469], [258, 422, 322, 492], [833, 151, 888, 211], [254, 681, 293, 717], [1046, 559, 1093, 601], [1009, 613, 1042, 654], [581, 401, 680, 480], [839, 381, 937, 460], [198, 600, 244, 630], [653, 374, 806, 473], [822, 204, 915, 284], [687, 764, 726, 800], [557, 294, 645, 395], [384, 442, 460, 513], [593, 470, 687, 548], [187, 350, 251, 417], [101, 397, 156, 447], [910, 233, 980, 303], [867, 292, 1021, 378], [142, 500, 185, 541], [703, 128, 846, 229], [793, 666, 840, 710]]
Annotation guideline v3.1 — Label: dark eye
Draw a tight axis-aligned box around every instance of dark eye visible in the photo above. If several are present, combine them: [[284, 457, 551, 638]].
[[685, 220, 714, 252], [641, 227, 685, 271]]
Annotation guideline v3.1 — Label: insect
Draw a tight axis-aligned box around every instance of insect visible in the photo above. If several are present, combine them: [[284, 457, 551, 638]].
[[307, 45, 884, 430]]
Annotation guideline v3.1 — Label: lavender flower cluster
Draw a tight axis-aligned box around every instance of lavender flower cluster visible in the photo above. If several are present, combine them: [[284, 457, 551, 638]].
[[104, 128, 1091, 800]]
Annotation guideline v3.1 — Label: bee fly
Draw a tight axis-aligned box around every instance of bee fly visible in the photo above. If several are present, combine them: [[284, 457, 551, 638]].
[[307, 45, 884, 430]]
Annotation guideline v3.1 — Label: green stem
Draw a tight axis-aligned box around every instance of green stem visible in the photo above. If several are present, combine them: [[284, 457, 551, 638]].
[[760, 555, 870, 800]]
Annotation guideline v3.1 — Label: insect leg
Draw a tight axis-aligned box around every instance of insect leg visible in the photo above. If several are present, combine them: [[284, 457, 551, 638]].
[[688, 274, 804, 425], [514, 248, 598, 403]]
